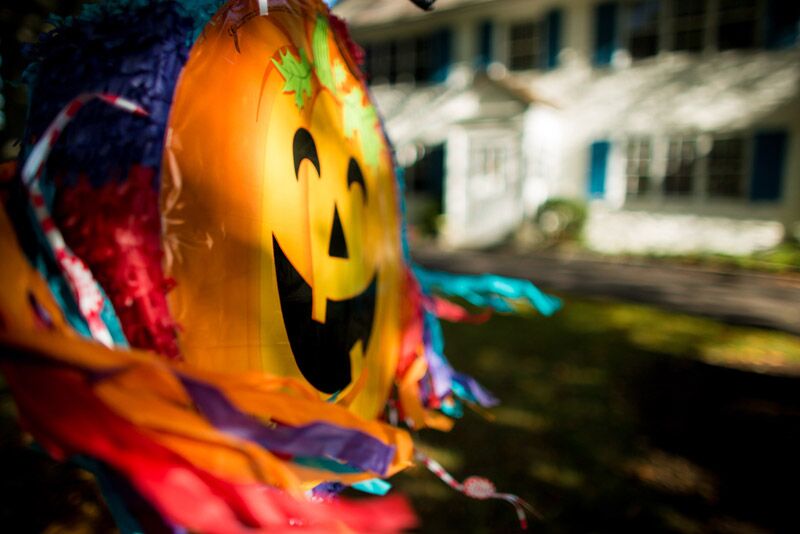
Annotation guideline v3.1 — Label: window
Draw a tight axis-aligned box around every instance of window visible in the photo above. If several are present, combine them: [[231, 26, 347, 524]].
[[508, 11, 563, 71], [596, 0, 797, 60], [751, 130, 788, 201], [406, 144, 444, 194], [765, 2, 800, 49], [365, 42, 392, 83], [628, 0, 661, 59], [394, 38, 416, 83], [708, 136, 746, 197], [363, 30, 451, 85], [622, 131, 788, 203], [415, 31, 451, 82], [672, 0, 707, 52], [664, 137, 697, 195], [545, 10, 563, 69], [594, 2, 619, 66], [469, 139, 510, 196], [625, 138, 653, 196], [718, 0, 758, 50], [509, 22, 542, 71], [477, 20, 494, 68]]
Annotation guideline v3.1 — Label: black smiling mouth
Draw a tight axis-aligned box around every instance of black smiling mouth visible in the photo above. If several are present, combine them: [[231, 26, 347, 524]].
[[272, 235, 377, 394]]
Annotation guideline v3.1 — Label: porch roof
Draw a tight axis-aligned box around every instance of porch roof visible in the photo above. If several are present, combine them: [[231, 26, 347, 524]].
[[371, 71, 539, 149]]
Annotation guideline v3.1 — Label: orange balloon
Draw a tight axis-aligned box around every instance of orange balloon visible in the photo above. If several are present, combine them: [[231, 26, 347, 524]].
[[163, 2, 404, 420]]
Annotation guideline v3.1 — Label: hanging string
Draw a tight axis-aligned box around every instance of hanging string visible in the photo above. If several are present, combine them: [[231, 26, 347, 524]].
[[20, 92, 148, 347], [415, 450, 539, 530]]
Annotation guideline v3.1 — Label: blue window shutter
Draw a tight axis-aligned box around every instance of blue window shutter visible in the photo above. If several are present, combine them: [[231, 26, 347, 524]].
[[546, 9, 563, 69], [432, 28, 452, 82], [594, 2, 618, 66], [589, 141, 610, 197], [765, 1, 800, 49], [478, 21, 494, 68], [750, 131, 788, 201]]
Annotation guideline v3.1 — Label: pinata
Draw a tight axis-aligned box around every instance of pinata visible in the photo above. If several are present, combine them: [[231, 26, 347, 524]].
[[0, 0, 560, 531]]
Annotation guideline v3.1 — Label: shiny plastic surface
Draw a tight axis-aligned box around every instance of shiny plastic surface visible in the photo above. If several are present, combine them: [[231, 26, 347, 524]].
[[162, 1, 404, 419]]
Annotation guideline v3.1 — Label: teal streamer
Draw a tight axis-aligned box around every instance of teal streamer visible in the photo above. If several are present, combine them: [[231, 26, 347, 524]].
[[352, 478, 392, 496], [28, 446, 143, 534], [413, 267, 562, 317], [73, 457, 144, 534], [293, 456, 362, 474], [20, 192, 128, 346], [439, 398, 464, 418], [395, 166, 412, 261], [449, 380, 475, 405]]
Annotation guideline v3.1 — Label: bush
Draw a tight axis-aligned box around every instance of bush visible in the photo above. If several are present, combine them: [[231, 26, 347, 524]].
[[535, 198, 587, 242]]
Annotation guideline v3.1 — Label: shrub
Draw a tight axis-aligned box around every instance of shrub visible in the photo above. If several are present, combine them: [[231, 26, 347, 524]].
[[535, 198, 587, 242]]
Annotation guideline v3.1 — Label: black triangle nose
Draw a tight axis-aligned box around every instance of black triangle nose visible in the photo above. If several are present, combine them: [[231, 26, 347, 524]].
[[329, 205, 349, 259]]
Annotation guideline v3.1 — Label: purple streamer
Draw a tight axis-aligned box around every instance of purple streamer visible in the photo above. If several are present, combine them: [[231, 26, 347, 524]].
[[310, 482, 346, 500], [453, 372, 499, 408], [424, 344, 455, 400], [177, 374, 395, 476]]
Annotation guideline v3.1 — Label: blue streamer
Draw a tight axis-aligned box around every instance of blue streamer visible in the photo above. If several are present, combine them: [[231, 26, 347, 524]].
[[413, 267, 562, 317]]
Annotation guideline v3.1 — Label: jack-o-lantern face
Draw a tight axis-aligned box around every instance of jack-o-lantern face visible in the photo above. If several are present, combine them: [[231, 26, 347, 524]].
[[271, 125, 376, 394], [162, 1, 403, 418]]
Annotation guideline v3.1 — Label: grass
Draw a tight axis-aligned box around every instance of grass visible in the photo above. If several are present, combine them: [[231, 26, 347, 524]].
[[640, 242, 800, 275], [389, 297, 800, 533], [3, 297, 800, 532], [562, 299, 800, 371]]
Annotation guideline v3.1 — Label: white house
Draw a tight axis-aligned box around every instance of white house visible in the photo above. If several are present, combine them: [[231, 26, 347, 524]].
[[335, 0, 800, 254]]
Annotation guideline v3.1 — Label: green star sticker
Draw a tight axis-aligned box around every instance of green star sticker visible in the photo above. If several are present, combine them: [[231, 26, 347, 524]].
[[343, 86, 382, 169], [272, 48, 313, 109]]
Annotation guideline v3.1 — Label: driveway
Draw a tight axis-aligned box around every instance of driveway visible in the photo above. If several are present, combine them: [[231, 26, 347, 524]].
[[412, 246, 800, 335]]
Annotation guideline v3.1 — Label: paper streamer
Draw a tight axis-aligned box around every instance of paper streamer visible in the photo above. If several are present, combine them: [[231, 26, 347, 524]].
[[20, 92, 148, 347]]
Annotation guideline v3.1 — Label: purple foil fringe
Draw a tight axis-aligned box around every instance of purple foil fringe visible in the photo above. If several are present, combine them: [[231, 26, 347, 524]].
[[178, 374, 396, 476]]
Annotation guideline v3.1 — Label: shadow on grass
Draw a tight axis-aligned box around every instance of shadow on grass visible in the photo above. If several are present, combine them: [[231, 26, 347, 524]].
[[395, 308, 800, 534]]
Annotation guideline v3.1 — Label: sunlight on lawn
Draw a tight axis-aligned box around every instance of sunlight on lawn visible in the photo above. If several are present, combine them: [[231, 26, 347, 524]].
[[567, 299, 800, 371]]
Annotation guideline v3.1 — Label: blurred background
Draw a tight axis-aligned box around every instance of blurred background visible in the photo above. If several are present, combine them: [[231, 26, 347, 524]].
[[3, 0, 800, 532]]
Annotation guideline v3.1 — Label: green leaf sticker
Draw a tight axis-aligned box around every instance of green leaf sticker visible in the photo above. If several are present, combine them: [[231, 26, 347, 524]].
[[273, 48, 313, 109], [313, 15, 335, 92], [343, 86, 382, 169]]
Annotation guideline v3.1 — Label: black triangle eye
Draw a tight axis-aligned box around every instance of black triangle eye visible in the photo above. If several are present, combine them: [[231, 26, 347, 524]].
[[293, 128, 319, 178], [329, 205, 348, 259], [347, 158, 367, 202]]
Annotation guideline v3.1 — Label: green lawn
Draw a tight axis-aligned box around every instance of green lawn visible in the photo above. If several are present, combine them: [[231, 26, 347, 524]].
[[639, 242, 800, 275], [389, 298, 800, 533]]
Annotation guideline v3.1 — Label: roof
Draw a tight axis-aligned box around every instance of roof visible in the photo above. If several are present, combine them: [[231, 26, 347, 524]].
[[512, 50, 800, 136], [370, 71, 536, 150], [333, 0, 495, 27]]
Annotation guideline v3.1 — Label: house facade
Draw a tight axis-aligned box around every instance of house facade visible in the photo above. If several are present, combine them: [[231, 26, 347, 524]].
[[335, 0, 800, 254]]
